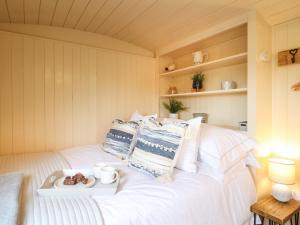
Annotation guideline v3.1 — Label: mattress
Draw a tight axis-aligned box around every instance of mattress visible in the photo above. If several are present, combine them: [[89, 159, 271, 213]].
[[0, 152, 104, 225], [60, 145, 257, 225]]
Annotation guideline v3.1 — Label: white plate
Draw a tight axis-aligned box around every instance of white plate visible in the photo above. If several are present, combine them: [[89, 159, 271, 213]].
[[54, 176, 96, 189], [101, 171, 119, 184]]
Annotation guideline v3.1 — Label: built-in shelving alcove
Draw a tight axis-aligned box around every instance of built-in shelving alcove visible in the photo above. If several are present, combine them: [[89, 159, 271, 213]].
[[158, 24, 248, 129]]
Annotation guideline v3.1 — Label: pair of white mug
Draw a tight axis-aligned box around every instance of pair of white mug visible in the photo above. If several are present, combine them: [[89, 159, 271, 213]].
[[93, 163, 116, 184]]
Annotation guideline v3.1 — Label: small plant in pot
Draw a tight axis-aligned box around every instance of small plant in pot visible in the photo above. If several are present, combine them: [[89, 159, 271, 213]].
[[192, 72, 205, 92], [163, 98, 188, 119]]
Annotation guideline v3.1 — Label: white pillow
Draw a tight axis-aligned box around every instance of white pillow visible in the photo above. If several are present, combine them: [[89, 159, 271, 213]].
[[130, 111, 157, 122], [198, 124, 257, 173], [162, 117, 202, 173]]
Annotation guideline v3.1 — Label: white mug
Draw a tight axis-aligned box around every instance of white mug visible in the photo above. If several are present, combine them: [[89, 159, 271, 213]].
[[100, 166, 116, 184], [93, 163, 107, 179]]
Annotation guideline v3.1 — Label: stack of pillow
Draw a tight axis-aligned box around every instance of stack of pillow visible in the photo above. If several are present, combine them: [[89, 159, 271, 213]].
[[102, 111, 258, 181]]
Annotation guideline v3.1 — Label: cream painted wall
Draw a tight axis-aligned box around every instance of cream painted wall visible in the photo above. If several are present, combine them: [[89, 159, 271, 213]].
[[253, 16, 300, 199], [0, 30, 155, 155], [272, 18, 300, 192], [247, 12, 273, 199]]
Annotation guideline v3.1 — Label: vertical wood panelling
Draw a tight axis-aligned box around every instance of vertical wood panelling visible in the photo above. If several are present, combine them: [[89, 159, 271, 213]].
[[0, 30, 155, 155], [87, 48, 97, 144], [0, 34, 12, 154], [72, 45, 82, 146], [23, 37, 35, 152], [44, 40, 55, 151], [34, 39, 46, 152], [63, 43, 73, 148], [54, 41, 64, 149], [272, 18, 300, 156], [11, 35, 24, 153]]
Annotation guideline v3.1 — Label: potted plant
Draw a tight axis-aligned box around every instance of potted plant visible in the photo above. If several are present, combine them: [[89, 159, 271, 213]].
[[192, 72, 205, 91], [163, 98, 188, 119]]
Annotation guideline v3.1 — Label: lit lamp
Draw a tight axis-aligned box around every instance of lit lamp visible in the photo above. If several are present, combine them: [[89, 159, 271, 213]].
[[268, 158, 296, 202]]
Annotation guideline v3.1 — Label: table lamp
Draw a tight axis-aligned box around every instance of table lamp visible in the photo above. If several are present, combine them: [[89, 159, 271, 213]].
[[268, 158, 296, 202]]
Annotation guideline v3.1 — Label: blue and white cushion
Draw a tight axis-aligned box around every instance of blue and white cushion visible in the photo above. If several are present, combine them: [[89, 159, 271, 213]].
[[129, 118, 188, 181], [103, 119, 139, 159]]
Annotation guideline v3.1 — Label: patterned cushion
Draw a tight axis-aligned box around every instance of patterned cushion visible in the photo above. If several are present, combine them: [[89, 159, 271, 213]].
[[103, 119, 139, 159], [129, 118, 187, 181]]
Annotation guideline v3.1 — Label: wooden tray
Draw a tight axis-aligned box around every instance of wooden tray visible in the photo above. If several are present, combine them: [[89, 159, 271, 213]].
[[38, 169, 119, 197]]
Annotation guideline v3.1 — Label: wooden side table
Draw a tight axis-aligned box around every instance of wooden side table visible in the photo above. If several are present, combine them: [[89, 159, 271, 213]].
[[250, 196, 300, 225]]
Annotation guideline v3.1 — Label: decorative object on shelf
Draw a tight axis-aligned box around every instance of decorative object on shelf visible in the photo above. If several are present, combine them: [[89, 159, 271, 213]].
[[193, 113, 208, 123], [291, 82, 300, 91], [163, 98, 188, 119], [193, 51, 203, 64], [168, 86, 178, 95], [278, 47, 300, 66], [221, 80, 237, 90], [239, 121, 247, 131], [165, 63, 176, 71], [268, 158, 296, 202], [191, 72, 205, 92], [192, 51, 208, 65]]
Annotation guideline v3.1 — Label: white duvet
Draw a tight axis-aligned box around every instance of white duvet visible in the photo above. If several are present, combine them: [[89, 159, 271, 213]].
[[60, 145, 256, 225], [0, 145, 256, 225]]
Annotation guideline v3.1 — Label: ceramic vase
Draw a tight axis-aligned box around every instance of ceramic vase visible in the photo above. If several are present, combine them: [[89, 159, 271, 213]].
[[169, 113, 178, 119]]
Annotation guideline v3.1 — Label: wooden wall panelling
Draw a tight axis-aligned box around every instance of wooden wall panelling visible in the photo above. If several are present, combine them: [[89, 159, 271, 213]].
[[0, 30, 155, 155], [87, 48, 97, 144], [44, 40, 55, 151], [63, 43, 73, 148], [54, 41, 64, 150], [34, 39, 46, 152], [11, 34, 24, 153], [23, 37, 35, 153], [0, 33, 12, 154], [271, 17, 300, 196], [72, 45, 82, 146]]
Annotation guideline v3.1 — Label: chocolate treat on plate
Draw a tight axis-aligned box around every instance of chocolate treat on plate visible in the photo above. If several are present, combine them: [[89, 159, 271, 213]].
[[74, 173, 85, 183], [63, 176, 76, 185], [81, 177, 88, 184]]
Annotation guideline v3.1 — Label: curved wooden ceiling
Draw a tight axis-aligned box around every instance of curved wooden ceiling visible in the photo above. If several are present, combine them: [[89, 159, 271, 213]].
[[0, 0, 300, 51]]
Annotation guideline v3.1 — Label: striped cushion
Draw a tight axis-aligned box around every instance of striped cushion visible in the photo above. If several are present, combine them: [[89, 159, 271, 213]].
[[129, 118, 187, 181], [103, 119, 139, 159]]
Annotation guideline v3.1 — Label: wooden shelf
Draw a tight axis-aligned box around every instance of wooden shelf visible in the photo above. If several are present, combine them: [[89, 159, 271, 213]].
[[160, 52, 247, 77], [160, 88, 247, 98]]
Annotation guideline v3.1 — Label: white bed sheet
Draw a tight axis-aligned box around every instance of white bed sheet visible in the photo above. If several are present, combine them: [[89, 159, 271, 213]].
[[0, 151, 104, 225], [60, 145, 256, 225]]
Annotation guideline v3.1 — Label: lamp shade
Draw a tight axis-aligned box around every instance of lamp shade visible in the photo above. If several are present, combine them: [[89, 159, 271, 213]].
[[268, 158, 295, 185]]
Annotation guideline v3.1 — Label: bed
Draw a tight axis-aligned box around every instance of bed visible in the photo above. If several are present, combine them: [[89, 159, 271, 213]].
[[0, 144, 256, 225]]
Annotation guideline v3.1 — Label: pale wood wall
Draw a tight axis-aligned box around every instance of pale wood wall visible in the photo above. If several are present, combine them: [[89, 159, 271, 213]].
[[0, 31, 155, 155], [272, 18, 300, 158]]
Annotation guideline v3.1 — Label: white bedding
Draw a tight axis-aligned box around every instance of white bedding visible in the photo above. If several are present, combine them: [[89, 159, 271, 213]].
[[0, 145, 256, 225], [60, 145, 257, 225], [0, 152, 104, 225]]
